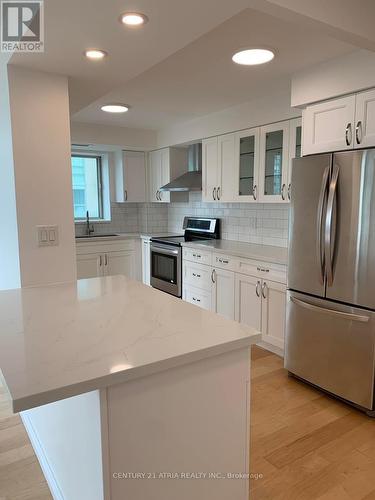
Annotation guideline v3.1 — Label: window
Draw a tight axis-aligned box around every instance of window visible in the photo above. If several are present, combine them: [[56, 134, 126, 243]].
[[71, 155, 103, 219]]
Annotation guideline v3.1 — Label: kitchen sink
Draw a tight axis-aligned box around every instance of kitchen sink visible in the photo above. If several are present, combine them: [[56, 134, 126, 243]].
[[76, 234, 118, 238]]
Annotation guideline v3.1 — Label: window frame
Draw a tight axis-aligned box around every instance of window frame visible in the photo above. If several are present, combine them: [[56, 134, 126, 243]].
[[71, 154, 104, 221]]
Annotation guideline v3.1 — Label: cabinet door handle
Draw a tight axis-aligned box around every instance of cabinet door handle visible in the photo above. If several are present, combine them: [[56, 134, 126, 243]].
[[287, 183, 291, 201], [159, 191, 163, 201], [211, 269, 216, 283], [281, 183, 286, 201], [355, 121, 362, 145], [345, 123, 352, 146], [156, 190, 159, 201], [255, 281, 261, 297], [218, 258, 229, 264], [105, 254, 108, 266], [124, 189, 128, 201], [252, 184, 257, 201], [99, 255, 102, 267], [262, 282, 267, 299], [212, 187, 216, 200], [217, 186, 221, 200]]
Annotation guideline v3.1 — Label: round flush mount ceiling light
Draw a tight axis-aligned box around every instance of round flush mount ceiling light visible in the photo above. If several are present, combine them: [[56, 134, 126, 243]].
[[119, 12, 148, 26], [84, 49, 108, 60], [232, 48, 275, 66], [101, 104, 129, 113]]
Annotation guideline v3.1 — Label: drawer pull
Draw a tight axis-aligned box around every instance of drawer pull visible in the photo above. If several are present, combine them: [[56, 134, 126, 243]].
[[192, 297, 201, 303], [192, 254, 202, 259], [218, 258, 229, 264], [192, 273, 201, 278], [257, 266, 269, 273]]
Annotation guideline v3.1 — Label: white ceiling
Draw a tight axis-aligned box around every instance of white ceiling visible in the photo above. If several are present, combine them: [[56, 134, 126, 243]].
[[9, 1, 357, 131], [9, 0, 249, 113], [72, 8, 355, 129]]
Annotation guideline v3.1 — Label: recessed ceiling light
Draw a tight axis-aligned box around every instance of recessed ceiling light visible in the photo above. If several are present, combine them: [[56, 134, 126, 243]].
[[119, 12, 148, 26], [232, 48, 275, 66], [101, 104, 129, 113], [84, 49, 108, 60]]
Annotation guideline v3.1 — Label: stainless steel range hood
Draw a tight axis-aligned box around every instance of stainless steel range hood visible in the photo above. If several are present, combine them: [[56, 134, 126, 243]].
[[159, 143, 202, 192]]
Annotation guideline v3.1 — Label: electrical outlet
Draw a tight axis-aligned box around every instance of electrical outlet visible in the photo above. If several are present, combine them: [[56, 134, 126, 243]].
[[37, 225, 59, 247]]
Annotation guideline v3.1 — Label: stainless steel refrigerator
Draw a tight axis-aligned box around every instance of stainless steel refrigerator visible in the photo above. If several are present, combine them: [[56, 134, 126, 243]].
[[285, 150, 375, 415]]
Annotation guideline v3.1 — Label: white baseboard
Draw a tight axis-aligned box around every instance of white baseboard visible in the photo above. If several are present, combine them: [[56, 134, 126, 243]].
[[256, 340, 284, 358], [20, 412, 64, 500]]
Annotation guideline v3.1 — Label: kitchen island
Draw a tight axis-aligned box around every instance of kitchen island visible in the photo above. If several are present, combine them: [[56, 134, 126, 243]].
[[0, 275, 260, 500]]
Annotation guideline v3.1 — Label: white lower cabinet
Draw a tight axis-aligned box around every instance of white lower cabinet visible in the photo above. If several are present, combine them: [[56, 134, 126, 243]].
[[183, 251, 287, 351], [235, 273, 286, 350], [76, 240, 136, 280], [235, 273, 262, 331], [141, 238, 151, 285], [212, 268, 235, 320], [105, 251, 134, 278], [261, 279, 287, 350], [183, 285, 212, 311], [76, 253, 102, 280]]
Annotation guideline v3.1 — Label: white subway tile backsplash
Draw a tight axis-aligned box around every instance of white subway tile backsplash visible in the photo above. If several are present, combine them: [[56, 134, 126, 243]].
[[75, 192, 289, 247], [167, 192, 289, 248]]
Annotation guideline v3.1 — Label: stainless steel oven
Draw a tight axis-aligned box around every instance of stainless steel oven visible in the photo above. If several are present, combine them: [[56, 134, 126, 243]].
[[150, 217, 220, 298], [150, 242, 182, 297]]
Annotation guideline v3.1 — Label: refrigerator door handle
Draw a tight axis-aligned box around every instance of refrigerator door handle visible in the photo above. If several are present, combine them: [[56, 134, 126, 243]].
[[316, 165, 330, 284], [290, 296, 370, 323], [325, 163, 339, 286]]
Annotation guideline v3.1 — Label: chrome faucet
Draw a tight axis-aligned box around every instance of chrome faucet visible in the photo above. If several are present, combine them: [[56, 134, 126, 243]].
[[86, 210, 94, 236]]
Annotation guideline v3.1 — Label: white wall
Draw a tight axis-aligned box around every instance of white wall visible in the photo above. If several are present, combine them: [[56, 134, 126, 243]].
[[8, 65, 76, 286], [21, 390, 104, 500], [249, 0, 375, 50], [0, 57, 21, 290], [71, 121, 157, 150], [291, 50, 375, 107], [157, 81, 300, 147]]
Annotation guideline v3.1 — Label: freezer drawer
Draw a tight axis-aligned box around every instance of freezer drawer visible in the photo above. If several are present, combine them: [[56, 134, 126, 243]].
[[285, 291, 375, 410]]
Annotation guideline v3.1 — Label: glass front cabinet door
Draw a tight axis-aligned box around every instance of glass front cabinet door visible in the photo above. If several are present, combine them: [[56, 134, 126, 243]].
[[287, 117, 302, 201], [259, 121, 289, 203], [234, 127, 260, 202]]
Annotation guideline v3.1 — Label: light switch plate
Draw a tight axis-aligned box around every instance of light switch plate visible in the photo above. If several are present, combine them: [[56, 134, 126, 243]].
[[37, 225, 59, 247]]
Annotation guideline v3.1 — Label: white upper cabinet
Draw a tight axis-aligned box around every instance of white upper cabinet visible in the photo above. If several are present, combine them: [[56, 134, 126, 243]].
[[287, 118, 302, 202], [354, 89, 375, 148], [158, 148, 171, 203], [147, 147, 188, 203], [302, 95, 356, 155], [259, 121, 289, 203], [234, 128, 260, 203], [148, 150, 162, 202], [115, 150, 147, 203], [202, 137, 219, 202], [217, 133, 236, 202]]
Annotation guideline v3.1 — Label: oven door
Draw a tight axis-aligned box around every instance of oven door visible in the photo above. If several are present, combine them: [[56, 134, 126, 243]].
[[150, 243, 181, 297]]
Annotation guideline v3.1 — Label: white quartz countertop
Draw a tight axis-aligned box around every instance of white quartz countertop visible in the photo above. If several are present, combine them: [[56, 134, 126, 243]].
[[75, 232, 180, 243], [0, 276, 260, 413], [182, 240, 288, 265]]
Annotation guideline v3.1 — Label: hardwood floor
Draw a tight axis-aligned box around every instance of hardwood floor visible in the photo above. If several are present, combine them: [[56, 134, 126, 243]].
[[250, 346, 375, 500], [0, 384, 52, 500], [0, 346, 374, 499]]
